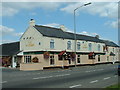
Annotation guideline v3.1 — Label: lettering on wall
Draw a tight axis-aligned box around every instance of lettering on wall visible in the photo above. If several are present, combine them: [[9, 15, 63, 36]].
[[26, 41, 34, 47]]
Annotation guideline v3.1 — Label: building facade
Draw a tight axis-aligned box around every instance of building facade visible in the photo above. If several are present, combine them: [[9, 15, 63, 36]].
[[19, 19, 120, 70]]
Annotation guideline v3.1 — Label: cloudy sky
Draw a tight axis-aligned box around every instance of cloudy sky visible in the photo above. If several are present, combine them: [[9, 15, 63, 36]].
[[1, 1, 119, 44]]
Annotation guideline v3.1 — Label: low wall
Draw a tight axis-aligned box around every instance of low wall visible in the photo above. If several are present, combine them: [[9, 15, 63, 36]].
[[20, 63, 43, 71]]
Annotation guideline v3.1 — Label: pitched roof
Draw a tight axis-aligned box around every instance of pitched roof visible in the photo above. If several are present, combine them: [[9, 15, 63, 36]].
[[101, 40, 119, 47], [34, 25, 119, 47], [34, 25, 102, 43], [0, 42, 20, 56]]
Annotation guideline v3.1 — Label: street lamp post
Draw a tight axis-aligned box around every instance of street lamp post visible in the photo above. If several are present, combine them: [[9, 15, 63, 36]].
[[74, 2, 91, 67]]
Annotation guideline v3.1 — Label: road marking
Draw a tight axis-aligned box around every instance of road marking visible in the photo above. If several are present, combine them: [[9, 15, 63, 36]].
[[33, 76, 50, 79], [85, 70, 96, 72], [33, 77, 40, 79], [55, 74, 70, 77], [33, 76, 53, 79], [90, 80, 98, 83], [0, 81, 7, 84], [114, 75, 117, 77], [69, 84, 82, 88], [63, 74, 70, 76], [56, 75, 64, 77], [85, 71, 91, 72], [103, 77, 111, 80], [49, 76, 53, 78], [97, 69, 104, 71], [33, 74, 70, 80]]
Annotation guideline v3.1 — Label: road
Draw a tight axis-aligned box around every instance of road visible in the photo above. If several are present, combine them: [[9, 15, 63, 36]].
[[1, 63, 119, 88]]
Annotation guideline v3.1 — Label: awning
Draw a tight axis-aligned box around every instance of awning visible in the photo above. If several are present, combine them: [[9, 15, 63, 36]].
[[110, 52, 115, 56], [58, 51, 66, 56]]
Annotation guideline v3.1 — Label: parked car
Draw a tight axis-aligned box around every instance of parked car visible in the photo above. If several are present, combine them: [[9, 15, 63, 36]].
[[118, 65, 120, 76]]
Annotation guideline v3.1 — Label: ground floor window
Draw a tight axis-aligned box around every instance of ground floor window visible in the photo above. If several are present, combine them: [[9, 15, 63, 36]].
[[58, 55, 63, 60], [68, 54, 71, 64], [113, 56, 115, 60], [77, 55, 80, 63], [107, 56, 109, 61], [68, 59, 71, 64], [50, 55, 54, 65], [24, 56, 31, 63], [88, 52, 95, 59], [98, 55, 100, 62]]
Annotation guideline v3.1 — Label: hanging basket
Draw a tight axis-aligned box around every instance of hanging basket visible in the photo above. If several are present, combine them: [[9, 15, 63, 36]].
[[32, 57, 39, 63], [44, 51, 50, 59], [70, 52, 76, 61]]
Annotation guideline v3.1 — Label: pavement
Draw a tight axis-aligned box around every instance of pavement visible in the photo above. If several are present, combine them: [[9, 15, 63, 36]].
[[1, 63, 119, 88]]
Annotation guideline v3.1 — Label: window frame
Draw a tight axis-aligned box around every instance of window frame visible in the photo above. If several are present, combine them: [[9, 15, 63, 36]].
[[98, 44, 101, 51], [77, 55, 81, 63], [98, 55, 100, 62], [24, 56, 31, 63], [88, 43, 92, 51], [50, 39, 55, 49], [67, 41, 71, 50], [77, 42, 81, 50], [50, 55, 55, 65]]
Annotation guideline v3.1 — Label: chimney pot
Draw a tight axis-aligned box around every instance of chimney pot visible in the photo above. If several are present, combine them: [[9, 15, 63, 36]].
[[95, 35, 99, 39], [29, 19, 35, 26], [60, 25, 66, 31]]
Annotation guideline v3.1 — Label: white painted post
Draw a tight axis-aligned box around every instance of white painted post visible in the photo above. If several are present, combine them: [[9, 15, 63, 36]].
[[12, 56, 17, 68], [113, 56, 115, 64]]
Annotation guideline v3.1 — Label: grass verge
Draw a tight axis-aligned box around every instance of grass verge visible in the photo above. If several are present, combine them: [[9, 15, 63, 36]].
[[104, 83, 120, 90]]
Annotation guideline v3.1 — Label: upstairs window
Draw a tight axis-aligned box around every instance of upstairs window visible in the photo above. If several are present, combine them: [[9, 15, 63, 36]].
[[98, 44, 101, 51], [77, 42, 81, 50], [113, 48, 114, 52], [88, 43, 92, 51], [67, 41, 71, 50], [50, 39, 54, 49]]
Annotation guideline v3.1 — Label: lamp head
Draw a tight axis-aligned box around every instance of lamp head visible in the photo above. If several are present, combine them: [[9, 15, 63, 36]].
[[84, 2, 92, 6]]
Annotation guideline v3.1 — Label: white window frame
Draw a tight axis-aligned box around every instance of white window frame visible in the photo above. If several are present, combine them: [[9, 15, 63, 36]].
[[77, 42, 81, 50], [88, 43, 92, 51], [50, 55, 55, 65], [24, 56, 31, 63], [50, 39, 54, 49], [77, 55, 81, 63], [67, 41, 71, 50], [98, 44, 101, 51]]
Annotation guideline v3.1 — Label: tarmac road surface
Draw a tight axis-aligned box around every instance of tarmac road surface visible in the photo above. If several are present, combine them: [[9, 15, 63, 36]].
[[1, 63, 119, 88]]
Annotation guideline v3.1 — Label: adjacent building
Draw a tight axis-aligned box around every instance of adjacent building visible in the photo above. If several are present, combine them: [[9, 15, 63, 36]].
[[0, 42, 22, 68]]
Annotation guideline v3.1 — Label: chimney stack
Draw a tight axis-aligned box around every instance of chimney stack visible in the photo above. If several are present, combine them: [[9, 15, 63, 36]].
[[95, 35, 99, 39], [29, 19, 35, 26], [60, 25, 66, 31]]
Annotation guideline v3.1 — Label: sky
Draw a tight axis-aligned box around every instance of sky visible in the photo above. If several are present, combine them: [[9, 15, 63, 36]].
[[0, 1, 119, 44]]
